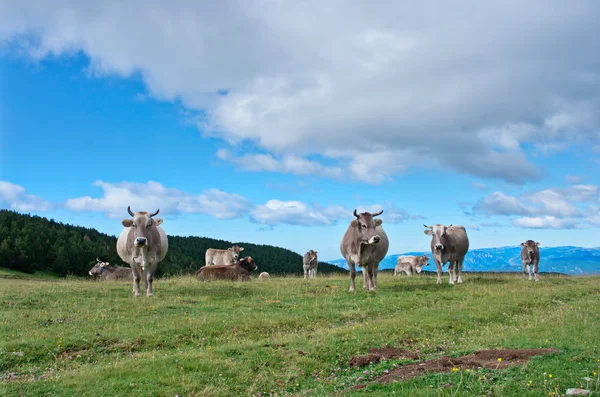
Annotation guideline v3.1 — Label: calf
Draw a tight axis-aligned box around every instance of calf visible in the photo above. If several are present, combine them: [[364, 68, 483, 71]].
[[394, 255, 430, 276], [205, 245, 245, 266], [88, 259, 133, 281], [520, 240, 540, 281], [196, 256, 257, 281], [303, 250, 318, 279]]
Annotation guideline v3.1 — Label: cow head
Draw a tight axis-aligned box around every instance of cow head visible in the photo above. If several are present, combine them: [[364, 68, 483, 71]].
[[521, 240, 539, 256], [351, 210, 384, 245], [228, 245, 245, 262], [423, 224, 452, 251], [89, 258, 108, 276], [237, 256, 258, 273], [122, 206, 163, 249], [414, 255, 430, 273], [307, 250, 318, 261]]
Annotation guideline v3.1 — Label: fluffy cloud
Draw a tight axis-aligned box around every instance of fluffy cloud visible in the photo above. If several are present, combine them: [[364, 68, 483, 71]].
[[2, 1, 600, 183], [473, 184, 600, 229], [0, 181, 51, 212], [65, 180, 251, 219]]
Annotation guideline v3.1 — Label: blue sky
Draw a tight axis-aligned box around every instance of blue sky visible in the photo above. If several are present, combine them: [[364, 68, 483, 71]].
[[1, 2, 600, 261]]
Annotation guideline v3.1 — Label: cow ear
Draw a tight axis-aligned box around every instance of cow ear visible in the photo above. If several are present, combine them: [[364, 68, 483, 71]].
[[228, 248, 233, 251], [535, 242, 540, 246], [314, 251, 318, 255], [239, 247, 244, 251], [374, 219, 383, 226], [122, 219, 133, 227], [520, 242, 525, 246], [154, 218, 163, 226], [424, 229, 433, 236], [350, 220, 358, 227]]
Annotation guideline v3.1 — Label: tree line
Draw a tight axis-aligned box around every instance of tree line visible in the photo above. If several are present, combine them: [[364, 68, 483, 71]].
[[0, 210, 346, 277]]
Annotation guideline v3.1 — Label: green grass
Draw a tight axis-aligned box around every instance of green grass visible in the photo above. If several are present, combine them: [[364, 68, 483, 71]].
[[0, 267, 59, 280], [1, 274, 599, 396]]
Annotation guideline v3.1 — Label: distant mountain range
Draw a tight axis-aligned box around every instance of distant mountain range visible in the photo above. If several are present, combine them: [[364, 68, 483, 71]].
[[326, 246, 600, 275]]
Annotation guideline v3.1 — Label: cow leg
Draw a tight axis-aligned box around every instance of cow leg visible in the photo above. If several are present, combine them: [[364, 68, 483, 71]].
[[528, 264, 533, 281], [347, 261, 357, 292], [434, 259, 443, 284], [371, 264, 378, 291], [362, 266, 370, 290], [131, 265, 142, 296], [145, 272, 154, 297], [457, 259, 463, 283], [304, 266, 308, 279], [522, 261, 527, 280], [448, 263, 455, 285], [533, 261, 539, 281]]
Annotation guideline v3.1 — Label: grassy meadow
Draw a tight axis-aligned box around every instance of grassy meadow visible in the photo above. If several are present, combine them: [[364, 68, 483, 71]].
[[1, 272, 599, 396]]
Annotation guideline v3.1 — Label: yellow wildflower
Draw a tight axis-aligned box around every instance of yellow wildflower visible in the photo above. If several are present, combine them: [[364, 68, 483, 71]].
[[452, 367, 459, 372]]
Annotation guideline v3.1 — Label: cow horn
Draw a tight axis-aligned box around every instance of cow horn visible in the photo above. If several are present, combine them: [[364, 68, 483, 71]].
[[372, 210, 384, 217], [353, 209, 360, 218], [423, 224, 432, 229], [96, 257, 99, 262], [150, 209, 160, 217], [127, 206, 135, 217], [448, 224, 453, 228]]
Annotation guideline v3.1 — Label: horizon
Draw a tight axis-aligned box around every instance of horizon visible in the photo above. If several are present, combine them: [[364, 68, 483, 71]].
[[2, 2, 600, 261]]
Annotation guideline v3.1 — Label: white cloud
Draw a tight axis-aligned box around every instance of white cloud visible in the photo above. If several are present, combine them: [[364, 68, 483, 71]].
[[473, 184, 600, 229], [512, 216, 583, 230], [0, 180, 51, 212], [65, 180, 251, 219], [354, 201, 425, 224], [472, 182, 488, 190], [564, 175, 583, 185], [2, 1, 600, 183]]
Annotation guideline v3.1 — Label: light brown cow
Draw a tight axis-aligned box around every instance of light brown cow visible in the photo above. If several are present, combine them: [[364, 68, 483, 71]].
[[196, 256, 257, 281], [394, 255, 430, 276], [117, 207, 169, 296], [88, 258, 133, 281], [303, 250, 318, 279], [205, 245, 245, 266]]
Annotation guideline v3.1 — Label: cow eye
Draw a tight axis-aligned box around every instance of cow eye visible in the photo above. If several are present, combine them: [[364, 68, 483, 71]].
[[146, 222, 152, 228], [132, 223, 137, 227]]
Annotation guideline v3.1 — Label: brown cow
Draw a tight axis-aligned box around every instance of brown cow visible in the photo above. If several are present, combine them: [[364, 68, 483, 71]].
[[196, 256, 257, 281], [520, 240, 540, 281], [88, 258, 133, 281]]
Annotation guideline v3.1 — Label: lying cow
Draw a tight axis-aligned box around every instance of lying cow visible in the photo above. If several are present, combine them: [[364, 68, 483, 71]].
[[205, 245, 245, 266], [303, 250, 318, 279], [196, 256, 257, 281], [394, 255, 430, 276], [424, 224, 469, 285], [258, 272, 270, 280], [88, 258, 133, 281], [340, 210, 389, 292], [520, 240, 540, 281]]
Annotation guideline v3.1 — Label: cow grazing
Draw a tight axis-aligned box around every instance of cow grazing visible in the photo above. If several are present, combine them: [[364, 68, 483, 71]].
[[340, 210, 389, 292], [258, 272, 270, 280], [205, 245, 245, 266], [520, 240, 540, 281], [196, 256, 257, 281], [394, 255, 430, 276], [303, 250, 318, 279], [424, 224, 469, 285], [88, 258, 133, 281], [116, 207, 169, 296]]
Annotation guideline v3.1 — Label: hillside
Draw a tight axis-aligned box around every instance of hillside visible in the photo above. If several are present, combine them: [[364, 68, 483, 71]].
[[327, 246, 600, 275], [0, 210, 346, 277]]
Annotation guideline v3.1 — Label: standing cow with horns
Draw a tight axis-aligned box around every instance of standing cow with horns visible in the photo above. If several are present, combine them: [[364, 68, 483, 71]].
[[423, 224, 469, 285], [116, 206, 169, 296], [340, 209, 389, 292]]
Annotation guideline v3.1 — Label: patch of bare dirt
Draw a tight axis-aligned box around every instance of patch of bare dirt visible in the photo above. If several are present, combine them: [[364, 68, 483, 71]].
[[349, 347, 419, 367], [354, 348, 558, 389]]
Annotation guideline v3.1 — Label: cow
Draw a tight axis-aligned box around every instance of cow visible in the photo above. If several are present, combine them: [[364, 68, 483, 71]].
[[258, 272, 270, 280], [88, 258, 133, 281], [205, 245, 245, 266], [394, 255, 430, 276], [116, 207, 169, 297], [340, 210, 389, 292], [196, 256, 257, 281], [423, 224, 469, 285], [520, 240, 540, 281], [303, 250, 318, 279]]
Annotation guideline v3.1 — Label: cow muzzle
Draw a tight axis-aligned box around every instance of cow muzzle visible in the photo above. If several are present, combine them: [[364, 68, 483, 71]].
[[528, 250, 534, 255], [435, 244, 444, 250], [135, 237, 147, 247], [368, 235, 381, 244]]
